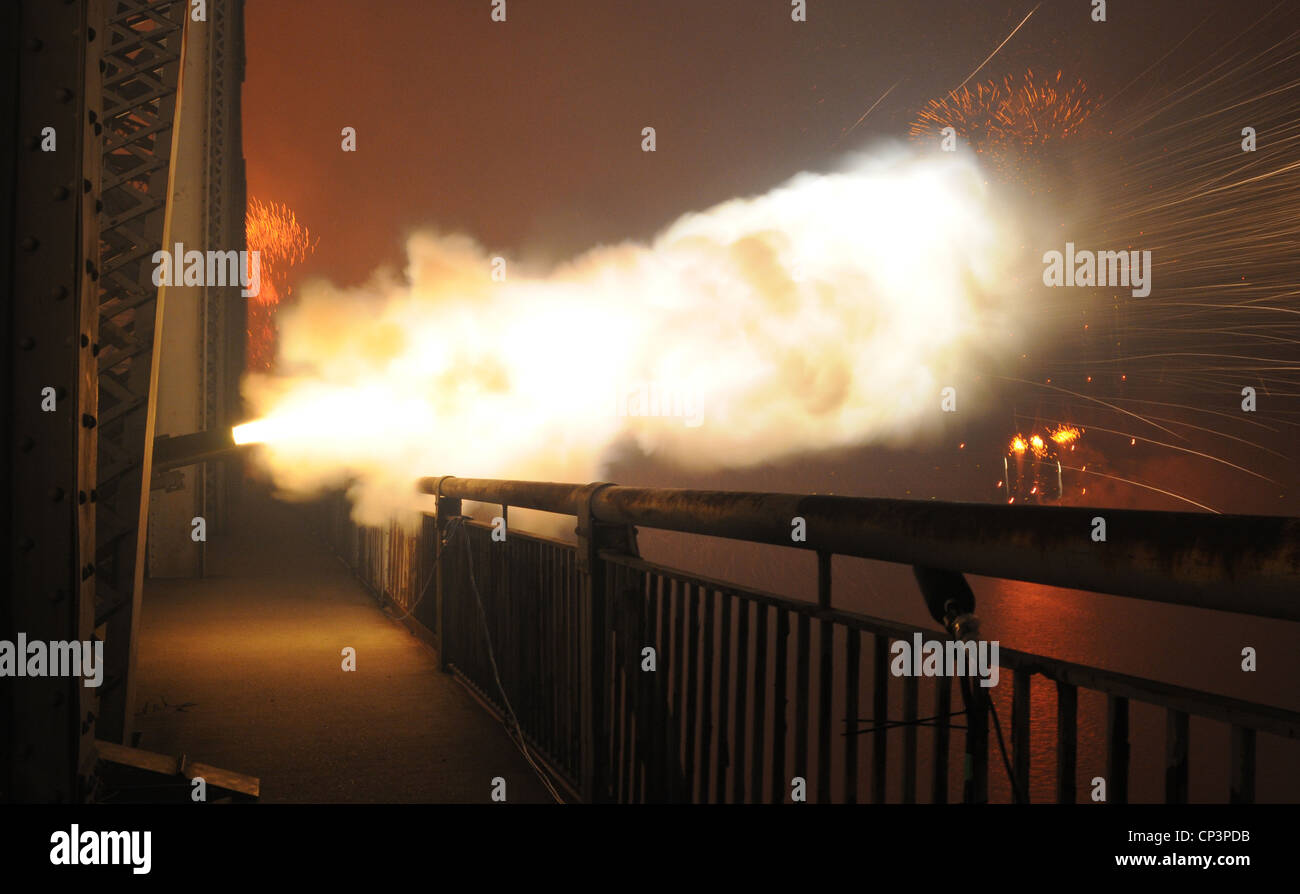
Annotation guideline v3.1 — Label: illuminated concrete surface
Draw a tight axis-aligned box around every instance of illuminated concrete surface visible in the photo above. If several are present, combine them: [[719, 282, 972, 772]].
[[131, 487, 551, 803]]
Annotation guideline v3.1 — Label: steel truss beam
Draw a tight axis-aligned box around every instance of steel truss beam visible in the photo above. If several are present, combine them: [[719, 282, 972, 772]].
[[93, 0, 187, 744]]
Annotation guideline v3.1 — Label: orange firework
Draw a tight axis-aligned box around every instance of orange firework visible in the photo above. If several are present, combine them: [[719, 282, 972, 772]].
[[1050, 424, 1082, 446], [245, 197, 316, 371], [910, 69, 1096, 177]]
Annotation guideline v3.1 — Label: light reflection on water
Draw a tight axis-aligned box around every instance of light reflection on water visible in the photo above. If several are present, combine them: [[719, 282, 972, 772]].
[[971, 577, 1300, 803]]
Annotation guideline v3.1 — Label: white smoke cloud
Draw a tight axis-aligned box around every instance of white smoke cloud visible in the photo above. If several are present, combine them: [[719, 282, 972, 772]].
[[239, 147, 1030, 528]]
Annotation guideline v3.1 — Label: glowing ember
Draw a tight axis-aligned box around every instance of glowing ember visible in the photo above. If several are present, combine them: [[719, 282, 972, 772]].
[[1050, 425, 1081, 445]]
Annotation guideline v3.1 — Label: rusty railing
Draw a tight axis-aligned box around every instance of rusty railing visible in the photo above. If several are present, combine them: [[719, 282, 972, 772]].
[[315, 477, 1300, 804]]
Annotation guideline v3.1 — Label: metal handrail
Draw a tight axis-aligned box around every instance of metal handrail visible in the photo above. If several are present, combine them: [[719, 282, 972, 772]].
[[421, 476, 1300, 621]]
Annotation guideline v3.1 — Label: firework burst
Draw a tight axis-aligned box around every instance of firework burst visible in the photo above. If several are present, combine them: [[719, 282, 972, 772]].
[[919, 9, 1300, 514], [910, 68, 1097, 179], [245, 197, 317, 371]]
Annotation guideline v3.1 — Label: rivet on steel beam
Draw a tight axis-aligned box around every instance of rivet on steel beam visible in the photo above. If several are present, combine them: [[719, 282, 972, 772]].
[[52, 185, 69, 201], [80, 333, 89, 347], [20, 236, 39, 251], [92, 342, 100, 356], [82, 178, 91, 194], [81, 413, 96, 429], [81, 563, 95, 580], [20, 336, 35, 350], [49, 487, 65, 502], [89, 489, 97, 502], [87, 27, 96, 42], [78, 490, 87, 504], [85, 259, 97, 279], [56, 88, 73, 103], [20, 436, 36, 453], [50, 285, 68, 301]]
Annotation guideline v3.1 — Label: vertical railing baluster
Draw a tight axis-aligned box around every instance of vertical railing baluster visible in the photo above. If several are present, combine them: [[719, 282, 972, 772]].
[[660, 576, 670, 805], [794, 613, 810, 799], [872, 634, 889, 803], [902, 673, 918, 803], [699, 587, 716, 803], [1165, 709, 1189, 804], [618, 566, 634, 802], [434, 485, 461, 672], [771, 609, 789, 804], [538, 544, 548, 757], [549, 546, 559, 764], [1230, 725, 1256, 804], [932, 676, 950, 804], [1106, 695, 1130, 804], [684, 583, 701, 801], [732, 598, 749, 802], [1012, 667, 1030, 803], [1056, 681, 1076, 804], [570, 551, 580, 771], [646, 574, 663, 802], [970, 681, 989, 804], [663, 577, 679, 802], [751, 602, 768, 803], [671, 578, 687, 801], [844, 628, 860, 804], [715, 592, 733, 803], [817, 553, 833, 803]]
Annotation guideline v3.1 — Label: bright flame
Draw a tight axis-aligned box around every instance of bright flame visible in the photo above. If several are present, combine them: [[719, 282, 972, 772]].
[[232, 421, 268, 446], [1050, 424, 1081, 445], [242, 150, 1029, 526], [1010, 436, 1028, 454]]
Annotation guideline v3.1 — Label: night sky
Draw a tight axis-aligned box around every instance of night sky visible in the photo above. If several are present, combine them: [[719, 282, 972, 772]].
[[246, 0, 1235, 284], [241, 0, 1299, 520]]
